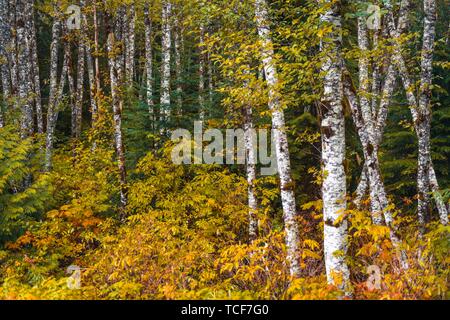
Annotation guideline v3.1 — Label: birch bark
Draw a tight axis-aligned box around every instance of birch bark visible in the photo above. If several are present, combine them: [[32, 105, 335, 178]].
[[198, 25, 205, 120], [319, 0, 350, 291], [0, 0, 11, 124], [386, 0, 447, 225], [174, 13, 183, 114], [254, 0, 300, 277], [45, 13, 67, 171], [16, 0, 33, 138], [28, 1, 42, 133], [244, 102, 258, 241], [107, 29, 128, 212], [124, 3, 135, 86], [160, 1, 172, 129], [144, 3, 154, 122]]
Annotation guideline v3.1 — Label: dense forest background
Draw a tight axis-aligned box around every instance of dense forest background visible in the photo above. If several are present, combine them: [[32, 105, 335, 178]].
[[0, 0, 449, 299]]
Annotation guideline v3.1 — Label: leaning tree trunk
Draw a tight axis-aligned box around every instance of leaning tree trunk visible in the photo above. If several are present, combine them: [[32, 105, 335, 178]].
[[254, 0, 300, 278], [319, 0, 350, 292], [386, 0, 447, 226], [160, 0, 172, 130]]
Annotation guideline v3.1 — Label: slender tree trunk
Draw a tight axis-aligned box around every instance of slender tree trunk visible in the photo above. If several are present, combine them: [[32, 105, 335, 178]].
[[160, 0, 171, 130], [45, 14, 66, 171], [320, 0, 350, 292], [207, 51, 213, 107], [254, 0, 300, 278], [416, 0, 441, 225], [107, 30, 128, 213], [124, 2, 135, 86], [386, 0, 447, 226], [144, 3, 154, 124], [28, 0, 42, 133], [244, 103, 258, 241], [174, 13, 183, 114], [0, 0, 11, 125], [16, 0, 33, 138], [198, 25, 205, 120], [355, 15, 386, 225], [8, 0, 18, 98], [91, 2, 100, 125], [73, 43, 84, 139]]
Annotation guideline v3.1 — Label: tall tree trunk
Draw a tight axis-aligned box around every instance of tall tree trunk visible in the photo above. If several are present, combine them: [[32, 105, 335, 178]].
[[0, 0, 11, 125], [319, 0, 350, 292], [244, 103, 258, 241], [73, 43, 84, 139], [89, 1, 101, 126], [416, 0, 440, 225], [124, 2, 135, 86], [16, 0, 33, 138], [45, 14, 67, 171], [174, 13, 183, 115], [198, 25, 205, 120], [160, 0, 171, 130], [386, 0, 447, 226], [107, 29, 128, 213], [254, 0, 300, 278], [144, 3, 154, 124], [8, 0, 18, 98], [28, 0, 43, 134]]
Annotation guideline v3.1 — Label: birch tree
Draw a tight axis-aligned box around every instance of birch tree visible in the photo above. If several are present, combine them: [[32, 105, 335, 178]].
[[28, 0, 43, 134], [160, 0, 172, 130], [174, 11, 183, 114], [385, 0, 447, 226], [0, 0, 11, 126], [124, 2, 136, 86], [72, 1, 86, 139], [144, 2, 154, 122], [198, 25, 206, 120], [320, 0, 350, 291], [254, 0, 300, 277], [16, 0, 33, 138], [45, 11, 68, 170], [107, 20, 128, 213]]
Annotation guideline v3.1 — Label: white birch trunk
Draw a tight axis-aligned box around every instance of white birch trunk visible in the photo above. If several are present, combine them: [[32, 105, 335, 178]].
[[254, 0, 300, 277], [386, 0, 447, 226], [174, 14, 183, 114], [244, 102, 258, 241], [144, 3, 154, 123], [320, 0, 350, 291], [107, 30, 128, 212], [198, 25, 205, 120], [16, 0, 33, 138], [0, 0, 11, 125], [160, 1, 172, 129], [125, 3, 135, 86]]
